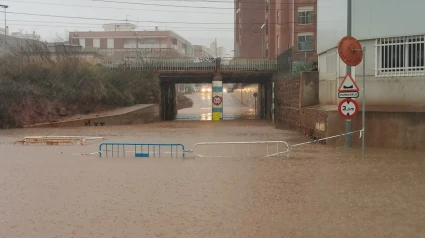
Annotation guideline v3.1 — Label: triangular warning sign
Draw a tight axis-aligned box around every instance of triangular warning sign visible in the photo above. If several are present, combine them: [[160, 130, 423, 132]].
[[338, 73, 360, 92]]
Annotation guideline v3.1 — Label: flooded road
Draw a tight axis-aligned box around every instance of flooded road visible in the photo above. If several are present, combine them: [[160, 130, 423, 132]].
[[176, 92, 255, 120], [1, 121, 425, 238]]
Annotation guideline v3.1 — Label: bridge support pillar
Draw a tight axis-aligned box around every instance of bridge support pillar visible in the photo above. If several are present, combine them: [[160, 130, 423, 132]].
[[212, 74, 223, 121], [160, 82, 177, 121]]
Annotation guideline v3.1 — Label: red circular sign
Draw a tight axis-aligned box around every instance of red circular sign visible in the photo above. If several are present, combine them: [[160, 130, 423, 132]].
[[212, 95, 222, 106], [338, 36, 363, 66], [338, 98, 359, 119]]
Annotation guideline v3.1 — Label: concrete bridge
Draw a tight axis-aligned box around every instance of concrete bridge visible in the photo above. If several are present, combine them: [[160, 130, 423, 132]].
[[103, 57, 277, 121]]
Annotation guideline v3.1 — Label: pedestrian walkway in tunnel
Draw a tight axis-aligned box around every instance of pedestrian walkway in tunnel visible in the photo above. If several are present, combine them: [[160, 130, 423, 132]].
[[175, 83, 260, 121]]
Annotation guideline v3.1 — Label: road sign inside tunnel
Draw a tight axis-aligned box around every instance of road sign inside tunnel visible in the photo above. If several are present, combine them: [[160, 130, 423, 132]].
[[212, 95, 222, 106]]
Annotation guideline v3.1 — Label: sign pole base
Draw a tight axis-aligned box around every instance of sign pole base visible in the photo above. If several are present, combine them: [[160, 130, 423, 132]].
[[346, 119, 352, 148]]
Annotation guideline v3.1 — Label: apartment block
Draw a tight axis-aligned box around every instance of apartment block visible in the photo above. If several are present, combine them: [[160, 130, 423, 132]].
[[263, 0, 317, 60], [69, 23, 194, 58], [234, 0, 264, 58]]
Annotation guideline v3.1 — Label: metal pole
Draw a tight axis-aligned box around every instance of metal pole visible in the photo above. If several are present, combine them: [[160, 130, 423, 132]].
[[4, 7, 6, 38], [255, 96, 257, 118], [345, 0, 352, 148], [362, 46, 366, 157], [215, 38, 217, 57], [272, 82, 275, 122]]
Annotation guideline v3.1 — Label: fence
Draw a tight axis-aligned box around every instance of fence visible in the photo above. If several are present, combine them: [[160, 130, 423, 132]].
[[101, 57, 277, 71], [99, 142, 186, 158]]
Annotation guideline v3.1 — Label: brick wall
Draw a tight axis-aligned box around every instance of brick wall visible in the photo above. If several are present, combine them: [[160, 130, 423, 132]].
[[274, 71, 325, 140]]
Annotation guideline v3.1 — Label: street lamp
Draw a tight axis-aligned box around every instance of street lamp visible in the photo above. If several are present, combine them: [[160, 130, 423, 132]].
[[0, 4, 8, 38]]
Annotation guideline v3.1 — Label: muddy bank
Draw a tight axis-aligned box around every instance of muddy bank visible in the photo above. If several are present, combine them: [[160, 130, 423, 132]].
[[177, 94, 193, 110]]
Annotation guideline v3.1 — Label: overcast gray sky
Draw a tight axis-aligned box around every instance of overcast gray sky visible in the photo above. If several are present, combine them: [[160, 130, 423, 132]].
[[1, 0, 235, 54]]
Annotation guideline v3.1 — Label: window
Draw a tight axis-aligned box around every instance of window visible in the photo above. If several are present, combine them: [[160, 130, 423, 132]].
[[139, 38, 157, 44], [172, 38, 177, 45], [276, 35, 280, 54], [107, 38, 114, 49], [265, 19, 268, 35], [298, 6, 314, 25], [297, 33, 314, 51], [79, 38, 86, 48], [265, 0, 269, 12], [265, 41, 269, 57], [93, 38, 100, 48], [277, 10, 280, 24], [376, 35, 425, 77]]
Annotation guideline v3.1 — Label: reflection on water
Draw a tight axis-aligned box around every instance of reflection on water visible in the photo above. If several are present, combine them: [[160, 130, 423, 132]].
[[201, 113, 212, 121], [201, 93, 211, 100]]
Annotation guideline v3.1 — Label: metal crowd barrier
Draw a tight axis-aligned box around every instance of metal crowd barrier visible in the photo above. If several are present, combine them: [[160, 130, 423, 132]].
[[14, 136, 106, 146], [99, 142, 186, 158]]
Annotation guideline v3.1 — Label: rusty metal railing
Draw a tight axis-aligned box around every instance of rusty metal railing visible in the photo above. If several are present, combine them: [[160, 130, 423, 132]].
[[220, 58, 277, 71], [101, 57, 277, 71]]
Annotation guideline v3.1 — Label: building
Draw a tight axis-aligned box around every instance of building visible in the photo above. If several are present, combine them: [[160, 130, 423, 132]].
[[11, 31, 41, 41], [193, 45, 214, 58], [234, 0, 263, 58], [262, 0, 317, 61], [317, 0, 425, 107], [68, 23, 194, 59]]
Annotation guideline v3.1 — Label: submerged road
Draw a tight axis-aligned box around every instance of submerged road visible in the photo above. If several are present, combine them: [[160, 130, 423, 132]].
[[176, 92, 256, 120], [1, 121, 425, 237]]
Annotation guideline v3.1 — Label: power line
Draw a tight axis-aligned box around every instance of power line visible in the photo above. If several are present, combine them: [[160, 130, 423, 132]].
[[5, 0, 232, 14], [7, 23, 236, 32], [6, 19, 234, 29], [6, 11, 324, 25], [91, 0, 305, 11]]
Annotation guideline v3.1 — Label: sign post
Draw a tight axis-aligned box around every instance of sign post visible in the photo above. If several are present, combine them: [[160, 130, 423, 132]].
[[337, 36, 363, 149], [212, 81, 223, 121], [253, 92, 258, 118]]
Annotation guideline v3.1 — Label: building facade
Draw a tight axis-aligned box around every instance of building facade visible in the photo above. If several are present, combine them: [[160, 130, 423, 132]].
[[262, 0, 317, 61], [69, 23, 194, 59], [317, 0, 425, 107], [193, 45, 214, 58], [11, 31, 41, 41], [234, 0, 263, 58]]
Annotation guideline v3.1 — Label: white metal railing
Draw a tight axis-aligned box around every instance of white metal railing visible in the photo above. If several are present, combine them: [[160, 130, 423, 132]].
[[220, 58, 277, 71], [190, 141, 289, 158], [375, 35, 425, 77]]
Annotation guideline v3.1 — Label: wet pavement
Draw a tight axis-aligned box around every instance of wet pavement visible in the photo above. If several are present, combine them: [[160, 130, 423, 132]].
[[176, 92, 256, 120], [1, 120, 425, 238]]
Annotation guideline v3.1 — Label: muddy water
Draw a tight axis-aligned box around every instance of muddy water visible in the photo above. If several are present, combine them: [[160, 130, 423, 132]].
[[1, 121, 424, 238]]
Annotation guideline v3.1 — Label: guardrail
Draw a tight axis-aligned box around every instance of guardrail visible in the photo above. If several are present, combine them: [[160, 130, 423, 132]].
[[102, 58, 216, 71], [101, 57, 277, 71], [221, 58, 277, 71]]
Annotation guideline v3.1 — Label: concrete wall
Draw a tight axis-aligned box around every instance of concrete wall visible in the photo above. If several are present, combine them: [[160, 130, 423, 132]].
[[27, 104, 160, 128], [327, 110, 425, 150], [318, 0, 425, 54], [318, 40, 425, 106], [231, 84, 261, 114]]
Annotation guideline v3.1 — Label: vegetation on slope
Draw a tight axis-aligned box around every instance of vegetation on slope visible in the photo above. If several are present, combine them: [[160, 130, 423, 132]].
[[0, 55, 159, 128]]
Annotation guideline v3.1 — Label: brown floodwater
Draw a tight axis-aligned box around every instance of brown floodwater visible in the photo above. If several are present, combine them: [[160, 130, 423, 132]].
[[0, 121, 424, 238]]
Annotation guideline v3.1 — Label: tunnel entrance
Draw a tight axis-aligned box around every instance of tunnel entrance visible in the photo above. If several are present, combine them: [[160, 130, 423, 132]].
[[174, 83, 265, 121], [159, 71, 274, 121]]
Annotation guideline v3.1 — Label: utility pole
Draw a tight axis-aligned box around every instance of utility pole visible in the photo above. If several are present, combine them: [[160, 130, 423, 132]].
[[346, 0, 352, 148], [215, 38, 217, 57], [0, 5, 8, 42]]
